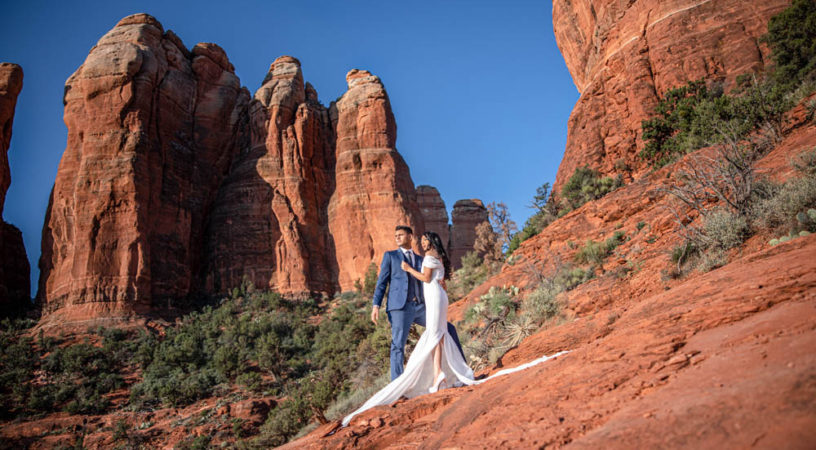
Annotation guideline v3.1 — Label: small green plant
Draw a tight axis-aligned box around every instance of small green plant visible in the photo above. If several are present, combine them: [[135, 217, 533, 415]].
[[573, 231, 626, 270], [561, 166, 623, 211], [703, 208, 749, 249]]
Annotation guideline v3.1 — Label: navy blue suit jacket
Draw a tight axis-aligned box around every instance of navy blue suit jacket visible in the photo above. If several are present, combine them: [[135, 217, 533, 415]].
[[372, 249, 424, 311]]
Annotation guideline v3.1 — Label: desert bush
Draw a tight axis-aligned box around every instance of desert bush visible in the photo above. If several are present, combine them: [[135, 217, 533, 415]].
[[573, 231, 626, 270], [447, 251, 489, 301], [761, 0, 816, 90], [752, 155, 816, 233], [474, 221, 504, 267], [508, 183, 561, 254], [703, 208, 749, 249], [561, 167, 624, 211], [522, 282, 561, 325], [362, 263, 379, 296]]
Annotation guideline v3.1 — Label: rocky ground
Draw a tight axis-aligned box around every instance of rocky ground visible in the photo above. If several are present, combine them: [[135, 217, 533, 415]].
[[282, 104, 816, 448]]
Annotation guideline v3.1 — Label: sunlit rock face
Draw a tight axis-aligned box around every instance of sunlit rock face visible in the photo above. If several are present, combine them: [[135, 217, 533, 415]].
[[0, 62, 30, 313], [37, 14, 250, 319], [328, 69, 425, 291], [551, 0, 789, 192]]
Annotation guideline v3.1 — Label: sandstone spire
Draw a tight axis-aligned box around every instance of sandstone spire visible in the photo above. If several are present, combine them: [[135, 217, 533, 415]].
[[37, 14, 249, 319], [328, 69, 424, 290], [0, 62, 30, 313], [203, 56, 336, 296]]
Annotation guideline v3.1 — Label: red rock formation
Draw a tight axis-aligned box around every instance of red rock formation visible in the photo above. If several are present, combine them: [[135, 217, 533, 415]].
[[328, 69, 424, 291], [416, 185, 450, 248], [551, 0, 790, 192], [0, 63, 23, 216], [37, 14, 249, 320], [448, 199, 488, 269], [0, 62, 30, 312], [204, 56, 336, 296]]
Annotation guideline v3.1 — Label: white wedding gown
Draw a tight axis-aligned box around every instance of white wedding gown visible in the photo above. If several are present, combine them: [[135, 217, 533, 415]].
[[342, 256, 568, 427]]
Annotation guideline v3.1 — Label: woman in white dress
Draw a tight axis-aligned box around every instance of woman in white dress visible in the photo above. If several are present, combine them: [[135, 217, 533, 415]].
[[342, 231, 476, 426]]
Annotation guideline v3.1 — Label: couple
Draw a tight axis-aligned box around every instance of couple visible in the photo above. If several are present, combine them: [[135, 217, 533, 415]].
[[342, 225, 478, 426]]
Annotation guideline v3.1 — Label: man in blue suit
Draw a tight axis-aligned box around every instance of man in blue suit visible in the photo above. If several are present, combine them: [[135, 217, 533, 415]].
[[371, 225, 466, 380]]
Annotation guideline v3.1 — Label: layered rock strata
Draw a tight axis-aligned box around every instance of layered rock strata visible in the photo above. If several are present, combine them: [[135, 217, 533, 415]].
[[449, 199, 488, 269], [416, 185, 450, 249], [0, 62, 30, 312], [328, 69, 424, 291], [37, 14, 249, 316], [551, 0, 790, 191], [204, 56, 336, 295]]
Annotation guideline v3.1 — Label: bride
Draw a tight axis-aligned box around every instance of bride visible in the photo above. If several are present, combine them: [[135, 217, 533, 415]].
[[342, 231, 476, 426]]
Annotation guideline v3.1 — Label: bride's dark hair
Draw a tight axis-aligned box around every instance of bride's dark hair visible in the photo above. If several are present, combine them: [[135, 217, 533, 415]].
[[422, 231, 451, 279]]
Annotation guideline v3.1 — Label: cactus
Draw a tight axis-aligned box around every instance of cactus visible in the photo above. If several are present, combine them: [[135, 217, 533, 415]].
[[808, 209, 816, 221], [769, 238, 780, 246], [800, 230, 812, 237]]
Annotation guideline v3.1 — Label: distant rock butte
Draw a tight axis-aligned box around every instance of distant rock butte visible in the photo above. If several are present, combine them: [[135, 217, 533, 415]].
[[0, 62, 30, 313], [551, 0, 790, 192], [36, 14, 478, 321], [416, 185, 450, 247], [449, 199, 488, 269]]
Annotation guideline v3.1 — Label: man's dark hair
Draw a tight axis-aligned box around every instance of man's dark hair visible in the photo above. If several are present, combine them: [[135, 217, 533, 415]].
[[395, 225, 413, 235]]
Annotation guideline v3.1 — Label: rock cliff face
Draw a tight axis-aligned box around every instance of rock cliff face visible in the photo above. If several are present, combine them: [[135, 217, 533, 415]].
[[0, 63, 23, 216], [551, 0, 790, 191], [0, 62, 30, 313], [328, 69, 424, 291], [37, 14, 250, 318], [36, 14, 443, 319], [449, 199, 488, 269], [203, 56, 336, 296], [416, 185, 450, 248]]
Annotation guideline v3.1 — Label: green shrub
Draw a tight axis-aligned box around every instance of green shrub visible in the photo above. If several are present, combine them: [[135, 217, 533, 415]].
[[752, 166, 816, 233], [362, 263, 379, 296], [522, 283, 561, 325], [704, 209, 749, 249], [561, 167, 623, 211], [447, 251, 489, 301], [574, 231, 626, 269], [508, 183, 561, 254], [762, 0, 816, 89]]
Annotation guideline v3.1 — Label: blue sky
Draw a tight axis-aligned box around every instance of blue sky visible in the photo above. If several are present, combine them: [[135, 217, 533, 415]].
[[0, 0, 579, 294]]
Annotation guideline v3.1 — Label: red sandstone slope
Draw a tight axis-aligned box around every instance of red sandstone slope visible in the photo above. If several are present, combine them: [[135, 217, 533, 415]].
[[285, 115, 816, 447], [552, 0, 790, 191], [0, 62, 30, 311]]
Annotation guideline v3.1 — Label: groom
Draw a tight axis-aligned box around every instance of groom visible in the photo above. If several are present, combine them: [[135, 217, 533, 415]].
[[371, 225, 466, 380]]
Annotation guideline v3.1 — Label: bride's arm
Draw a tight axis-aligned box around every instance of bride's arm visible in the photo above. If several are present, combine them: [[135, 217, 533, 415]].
[[401, 261, 433, 283]]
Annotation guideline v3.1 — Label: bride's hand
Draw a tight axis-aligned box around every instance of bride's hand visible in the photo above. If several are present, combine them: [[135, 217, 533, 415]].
[[400, 261, 411, 272]]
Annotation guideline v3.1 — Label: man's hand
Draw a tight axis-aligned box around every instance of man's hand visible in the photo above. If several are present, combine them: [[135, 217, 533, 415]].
[[371, 305, 380, 325]]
